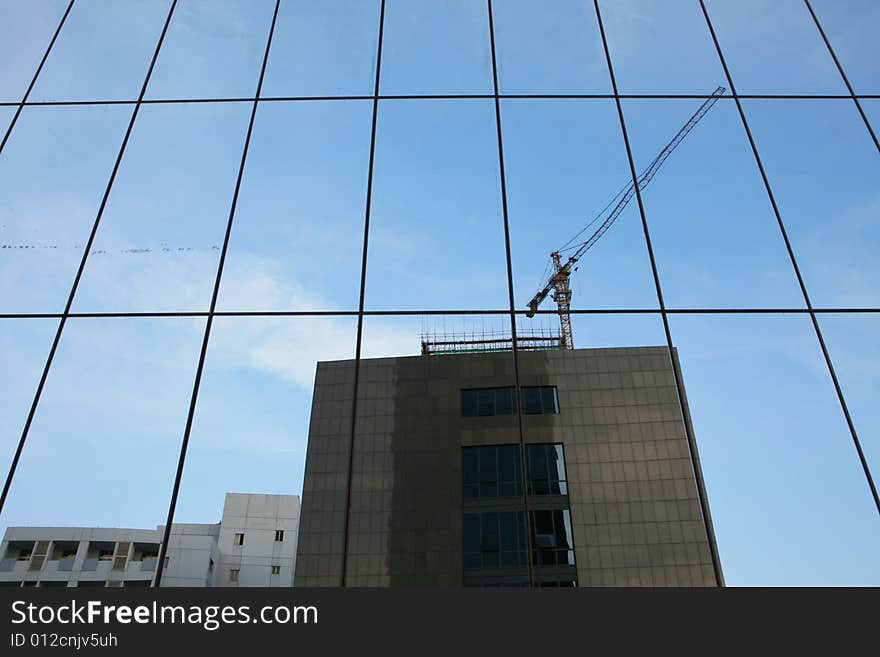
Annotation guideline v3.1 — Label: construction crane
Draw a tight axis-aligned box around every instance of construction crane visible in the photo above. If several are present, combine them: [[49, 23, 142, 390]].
[[525, 86, 727, 350]]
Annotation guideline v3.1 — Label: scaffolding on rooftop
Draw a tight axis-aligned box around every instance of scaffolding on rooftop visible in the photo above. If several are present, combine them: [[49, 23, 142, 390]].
[[420, 325, 565, 356]]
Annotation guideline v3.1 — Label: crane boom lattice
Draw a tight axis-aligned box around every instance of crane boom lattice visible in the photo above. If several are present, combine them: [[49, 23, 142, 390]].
[[525, 86, 726, 350]]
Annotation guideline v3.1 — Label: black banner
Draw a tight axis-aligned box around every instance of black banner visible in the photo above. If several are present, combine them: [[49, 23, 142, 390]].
[[0, 588, 874, 653]]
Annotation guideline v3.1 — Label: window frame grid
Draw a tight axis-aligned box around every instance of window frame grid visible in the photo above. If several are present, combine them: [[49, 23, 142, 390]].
[[0, 0, 874, 590]]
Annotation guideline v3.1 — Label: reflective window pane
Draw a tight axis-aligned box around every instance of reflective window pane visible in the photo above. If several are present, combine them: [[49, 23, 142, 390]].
[[669, 314, 880, 585], [217, 101, 372, 312], [365, 101, 508, 310], [809, 0, 880, 94], [0, 0, 68, 102], [600, 0, 726, 94], [0, 105, 132, 313], [703, 0, 846, 94], [503, 100, 658, 311], [72, 103, 251, 313], [145, 0, 276, 100], [0, 317, 204, 536], [380, 0, 492, 95], [620, 98, 804, 308], [167, 316, 356, 586], [819, 314, 880, 478], [262, 0, 380, 97], [742, 99, 880, 307], [0, 320, 56, 477], [493, 0, 609, 95], [29, 0, 172, 102], [345, 314, 519, 586]]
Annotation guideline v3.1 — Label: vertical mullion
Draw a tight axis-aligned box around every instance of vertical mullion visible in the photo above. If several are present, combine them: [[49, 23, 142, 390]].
[[154, 0, 283, 586], [486, 0, 535, 587], [591, 0, 725, 586], [802, 0, 879, 153], [0, 0, 179, 517], [341, 0, 387, 587], [0, 0, 75, 158], [697, 0, 879, 515]]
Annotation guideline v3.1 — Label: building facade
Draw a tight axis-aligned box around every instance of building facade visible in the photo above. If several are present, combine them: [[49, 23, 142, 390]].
[[296, 347, 722, 587], [0, 493, 299, 588]]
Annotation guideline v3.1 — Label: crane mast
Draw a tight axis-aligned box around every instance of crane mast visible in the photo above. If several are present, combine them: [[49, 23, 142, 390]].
[[526, 86, 726, 350]]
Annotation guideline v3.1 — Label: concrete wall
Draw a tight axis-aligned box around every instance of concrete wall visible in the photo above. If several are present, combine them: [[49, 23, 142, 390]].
[[0, 492, 300, 588]]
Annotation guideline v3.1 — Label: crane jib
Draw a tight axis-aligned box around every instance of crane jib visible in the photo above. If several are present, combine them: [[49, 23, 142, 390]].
[[525, 86, 727, 343]]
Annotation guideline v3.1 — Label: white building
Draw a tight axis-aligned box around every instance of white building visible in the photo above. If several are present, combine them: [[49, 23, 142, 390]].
[[0, 493, 299, 588]]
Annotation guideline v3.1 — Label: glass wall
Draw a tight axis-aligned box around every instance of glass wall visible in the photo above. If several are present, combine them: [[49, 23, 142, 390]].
[[0, 0, 877, 587]]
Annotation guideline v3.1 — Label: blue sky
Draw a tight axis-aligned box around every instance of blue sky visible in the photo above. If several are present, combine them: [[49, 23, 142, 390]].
[[0, 0, 878, 585]]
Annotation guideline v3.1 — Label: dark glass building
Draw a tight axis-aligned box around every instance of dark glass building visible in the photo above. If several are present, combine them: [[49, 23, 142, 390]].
[[295, 346, 722, 587]]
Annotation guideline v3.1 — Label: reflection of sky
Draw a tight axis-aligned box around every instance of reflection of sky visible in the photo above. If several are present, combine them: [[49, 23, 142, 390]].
[[0, 0, 878, 585]]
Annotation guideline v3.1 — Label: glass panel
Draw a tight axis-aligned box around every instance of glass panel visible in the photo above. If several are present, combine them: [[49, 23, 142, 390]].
[[818, 314, 880, 478], [71, 102, 250, 313], [669, 314, 880, 585], [503, 99, 658, 312], [865, 100, 880, 137], [0, 317, 204, 539], [809, 0, 880, 94], [0, 105, 131, 313], [517, 313, 713, 586], [216, 100, 372, 312], [365, 100, 508, 310], [0, 320, 56, 477], [741, 99, 880, 307], [0, 0, 68, 102], [145, 0, 276, 100], [495, 388, 515, 416], [492, 0, 609, 95], [380, 0, 492, 95], [703, 0, 846, 94], [461, 390, 478, 418], [620, 97, 804, 309], [29, 0, 172, 102], [167, 316, 356, 586], [541, 387, 557, 414], [350, 314, 519, 585], [0, 107, 14, 135], [262, 0, 380, 97], [599, 0, 726, 95]]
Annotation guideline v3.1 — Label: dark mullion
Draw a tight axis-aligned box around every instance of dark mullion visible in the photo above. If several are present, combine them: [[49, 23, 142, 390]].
[[341, 0, 386, 588], [153, 0, 282, 587], [4, 307, 880, 321], [5, 93, 880, 111], [802, 0, 879, 154], [0, 0, 179, 518], [487, 0, 535, 587], [591, 0, 725, 587], [0, 0, 75, 157], [697, 0, 879, 515]]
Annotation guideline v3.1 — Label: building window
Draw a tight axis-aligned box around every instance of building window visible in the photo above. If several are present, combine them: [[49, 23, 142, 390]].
[[274, 530, 284, 542], [461, 386, 558, 417], [526, 444, 568, 495], [462, 445, 522, 499], [163, 556, 170, 569], [234, 533, 244, 546], [462, 444, 568, 499], [229, 569, 239, 583], [462, 443, 576, 586], [271, 565, 281, 575], [530, 509, 576, 567], [463, 511, 527, 570], [463, 510, 576, 573]]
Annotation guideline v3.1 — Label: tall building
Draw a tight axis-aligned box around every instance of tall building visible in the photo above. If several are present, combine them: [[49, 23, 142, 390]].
[[0, 493, 299, 588], [295, 346, 723, 587]]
